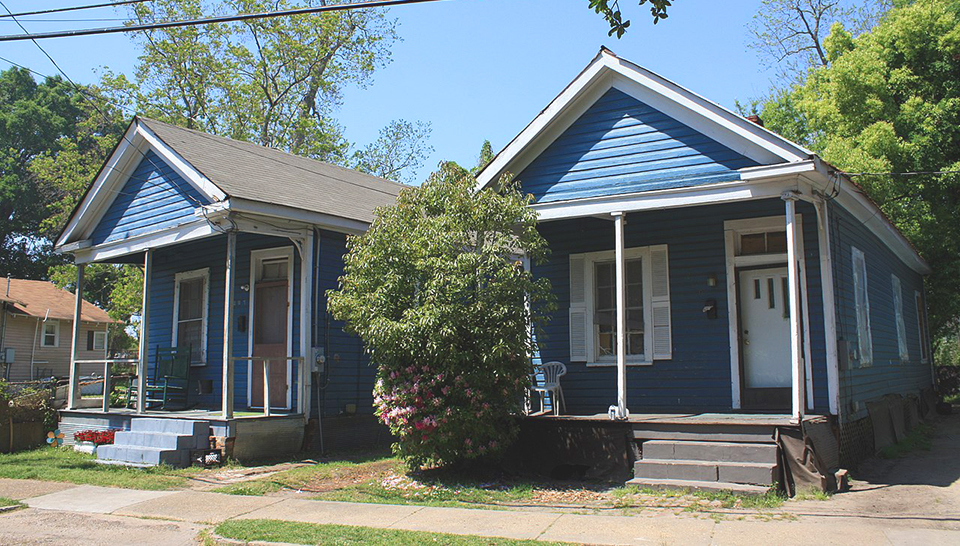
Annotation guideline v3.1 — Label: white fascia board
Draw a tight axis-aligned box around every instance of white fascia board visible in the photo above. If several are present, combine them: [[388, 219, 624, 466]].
[[226, 198, 369, 235], [532, 179, 796, 222], [56, 119, 227, 250], [72, 220, 219, 264], [476, 50, 812, 191]]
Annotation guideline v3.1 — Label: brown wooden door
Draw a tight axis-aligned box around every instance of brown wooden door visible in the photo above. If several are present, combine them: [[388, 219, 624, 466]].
[[251, 280, 289, 408]]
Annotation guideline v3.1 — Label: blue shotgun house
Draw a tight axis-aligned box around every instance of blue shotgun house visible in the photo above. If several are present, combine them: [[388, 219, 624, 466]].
[[480, 49, 935, 490], [54, 117, 401, 464]]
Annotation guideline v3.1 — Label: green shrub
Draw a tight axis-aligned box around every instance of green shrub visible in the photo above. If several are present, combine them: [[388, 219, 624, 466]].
[[328, 163, 554, 467]]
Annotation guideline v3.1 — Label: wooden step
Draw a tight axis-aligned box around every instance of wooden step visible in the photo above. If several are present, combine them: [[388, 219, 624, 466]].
[[634, 459, 777, 486], [625, 477, 772, 496], [641, 439, 778, 463]]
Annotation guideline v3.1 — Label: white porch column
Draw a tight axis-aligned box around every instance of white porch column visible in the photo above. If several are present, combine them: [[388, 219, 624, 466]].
[[136, 250, 152, 414], [222, 231, 237, 419], [67, 264, 85, 410], [782, 192, 805, 423], [298, 230, 314, 420], [611, 211, 629, 420]]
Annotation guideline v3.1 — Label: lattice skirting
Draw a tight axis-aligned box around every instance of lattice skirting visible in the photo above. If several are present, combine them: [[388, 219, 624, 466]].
[[838, 415, 874, 468]]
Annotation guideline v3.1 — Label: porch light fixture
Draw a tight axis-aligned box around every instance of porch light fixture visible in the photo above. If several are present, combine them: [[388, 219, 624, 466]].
[[706, 273, 718, 287], [240, 283, 250, 292]]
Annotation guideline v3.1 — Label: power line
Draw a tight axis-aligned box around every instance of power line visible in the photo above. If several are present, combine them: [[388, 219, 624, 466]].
[[0, 0, 151, 19], [0, 0, 446, 42], [842, 170, 960, 177]]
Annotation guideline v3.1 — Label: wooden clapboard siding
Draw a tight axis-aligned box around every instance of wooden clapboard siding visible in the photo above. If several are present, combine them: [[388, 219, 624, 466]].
[[533, 199, 830, 415], [1, 314, 109, 382], [148, 232, 304, 410], [829, 202, 932, 422], [90, 150, 210, 245], [516, 88, 759, 204], [314, 229, 375, 417]]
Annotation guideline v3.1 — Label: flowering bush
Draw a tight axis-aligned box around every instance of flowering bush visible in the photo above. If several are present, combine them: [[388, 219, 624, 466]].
[[73, 429, 116, 445], [328, 163, 554, 467]]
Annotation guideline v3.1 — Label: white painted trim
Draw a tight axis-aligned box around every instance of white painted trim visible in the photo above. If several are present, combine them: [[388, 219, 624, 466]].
[[298, 229, 314, 418], [784, 195, 805, 422], [71, 220, 219, 264], [56, 119, 225, 249], [92, 330, 108, 352], [613, 212, 628, 420], [222, 232, 237, 419], [574, 246, 654, 367], [476, 49, 810, 191], [172, 267, 211, 367], [915, 290, 930, 365], [813, 198, 840, 416], [724, 214, 813, 413], [852, 246, 873, 367], [247, 246, 295, 411], [226, 198, 369, 236], [40, 319, 60, 348]]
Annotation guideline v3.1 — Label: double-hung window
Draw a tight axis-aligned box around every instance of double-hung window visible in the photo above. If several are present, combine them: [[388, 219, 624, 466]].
[[568, 245, 671, 365], [41, 320, 59, 348], [173, 268, 209, 366], [851, 247, 873, 366], [891, 275, 909, 362]]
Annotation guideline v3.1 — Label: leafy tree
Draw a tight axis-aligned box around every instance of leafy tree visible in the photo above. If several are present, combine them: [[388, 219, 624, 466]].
[[589, 0, 674, 38], [49, 263, 143, 352], [471, 140, 495, 176], [760, 0, 960, 339], [0, 68, 87, 278], [748, 0, 890, 85], [102, 0, 429, 180], [328, 163, 555, 467], [351, 120, 433, 185]]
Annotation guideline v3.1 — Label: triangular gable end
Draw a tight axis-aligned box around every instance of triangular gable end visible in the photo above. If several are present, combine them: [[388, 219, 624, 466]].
[[477, 49, 812, 194], [518, 88, 761, 203], [89, 149, 211, 245], [56, 118, 227, 249]]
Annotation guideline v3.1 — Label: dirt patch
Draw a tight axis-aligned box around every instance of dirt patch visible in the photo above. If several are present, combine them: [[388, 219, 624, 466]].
[[186, 461, 314, 491], [292, 459, 399, 494]]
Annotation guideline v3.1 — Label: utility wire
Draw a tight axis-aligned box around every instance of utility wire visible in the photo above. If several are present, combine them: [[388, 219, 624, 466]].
[[0, 0, 151, 19], [843, 170, 960, 177], [0, 0, 446, 41]]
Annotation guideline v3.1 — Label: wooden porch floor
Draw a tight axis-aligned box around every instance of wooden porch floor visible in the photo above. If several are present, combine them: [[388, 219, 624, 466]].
[[536, 412, 801, 427]]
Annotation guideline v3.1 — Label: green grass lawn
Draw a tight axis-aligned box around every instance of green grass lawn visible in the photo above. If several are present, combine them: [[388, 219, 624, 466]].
[[214, 519, 568, 545], [0, 447, 198, 490], [0, 497, 23, 508]]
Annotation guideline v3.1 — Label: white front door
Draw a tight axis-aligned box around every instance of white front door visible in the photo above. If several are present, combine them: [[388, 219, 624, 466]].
[[738, 267, 791, 408]]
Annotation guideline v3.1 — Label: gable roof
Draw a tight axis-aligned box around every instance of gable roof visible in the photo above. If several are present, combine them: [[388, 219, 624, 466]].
[[137, 118, 406, 224], [477, 47, 813, 191], [2, 279, 114, 323], [57, 117, 406, 251]]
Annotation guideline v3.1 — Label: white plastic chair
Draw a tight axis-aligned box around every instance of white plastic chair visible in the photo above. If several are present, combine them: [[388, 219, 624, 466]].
[[530, 361, 567, 415]]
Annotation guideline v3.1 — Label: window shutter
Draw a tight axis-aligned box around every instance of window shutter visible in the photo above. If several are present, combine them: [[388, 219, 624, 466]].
[[86, 330, 94, 351], [892, 275, 908, 361], [569, 254, 588, 362], [650, 245, 672, 360]]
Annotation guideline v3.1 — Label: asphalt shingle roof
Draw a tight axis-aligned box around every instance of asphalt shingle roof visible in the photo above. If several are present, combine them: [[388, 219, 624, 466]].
[[2, 279, 114, 323], [138, 117, 406, 224]]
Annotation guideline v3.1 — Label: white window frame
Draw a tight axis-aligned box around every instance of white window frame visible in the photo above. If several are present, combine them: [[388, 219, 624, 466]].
[[41, 320, 60, 348], [916, 290, 930, 364], [172, 267, 210, 367], [852, 247, 873, 367], [92, 330, 108, 352], [581, 247, 654, 367], [891, 274, 909, 362]]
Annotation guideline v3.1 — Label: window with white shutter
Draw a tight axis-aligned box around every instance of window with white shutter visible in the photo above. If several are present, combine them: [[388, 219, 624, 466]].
[[891, 274, 908, 362], [568, 245, 671, 365], [852, 247, 872, 367]]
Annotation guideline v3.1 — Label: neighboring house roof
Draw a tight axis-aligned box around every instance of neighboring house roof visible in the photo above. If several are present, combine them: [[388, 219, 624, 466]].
[[137, 117, 406, 225], [2, 279, 115, 323]]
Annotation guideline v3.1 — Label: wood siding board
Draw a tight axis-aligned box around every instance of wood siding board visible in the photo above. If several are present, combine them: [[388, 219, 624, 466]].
[[517, 88, 760, 204], [830, 203, 931, 422], [533, 199, 830, 415], [91, 150, 210, 245], [2, 315, 108, 382]]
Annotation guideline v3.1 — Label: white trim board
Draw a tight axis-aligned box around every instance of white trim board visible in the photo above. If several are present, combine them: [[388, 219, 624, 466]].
[[724, 214, 814, 411], [246, 246, 295, 411], [476, 48, 810, 192]]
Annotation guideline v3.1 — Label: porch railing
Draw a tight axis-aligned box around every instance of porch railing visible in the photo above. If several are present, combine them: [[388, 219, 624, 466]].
[[229, 356, 306, 416], [70, 358, 140, 413]]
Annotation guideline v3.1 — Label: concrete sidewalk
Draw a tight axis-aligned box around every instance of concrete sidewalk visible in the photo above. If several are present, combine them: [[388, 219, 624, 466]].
[[3, 479, 957, 545]]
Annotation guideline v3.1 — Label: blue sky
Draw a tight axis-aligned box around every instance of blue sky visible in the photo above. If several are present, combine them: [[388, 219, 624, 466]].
[[0, 0, 777, 181]]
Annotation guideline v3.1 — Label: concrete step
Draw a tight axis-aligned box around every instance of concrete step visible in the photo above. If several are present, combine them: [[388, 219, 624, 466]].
[[634, 459, 777, 486], [96, 444, 186, 467], [113, 431, 206, 451], [129, 418, 209, 436], [641, 440, 778, 463], [625, 477, 772, 496]]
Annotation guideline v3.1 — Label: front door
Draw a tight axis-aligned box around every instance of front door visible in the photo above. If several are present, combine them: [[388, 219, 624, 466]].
[[251, 257, 289, 408], [738, 267, 791, 410]]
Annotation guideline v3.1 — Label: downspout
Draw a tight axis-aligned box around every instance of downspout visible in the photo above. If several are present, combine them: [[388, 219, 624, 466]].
[[313, 228, 324, 454]]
